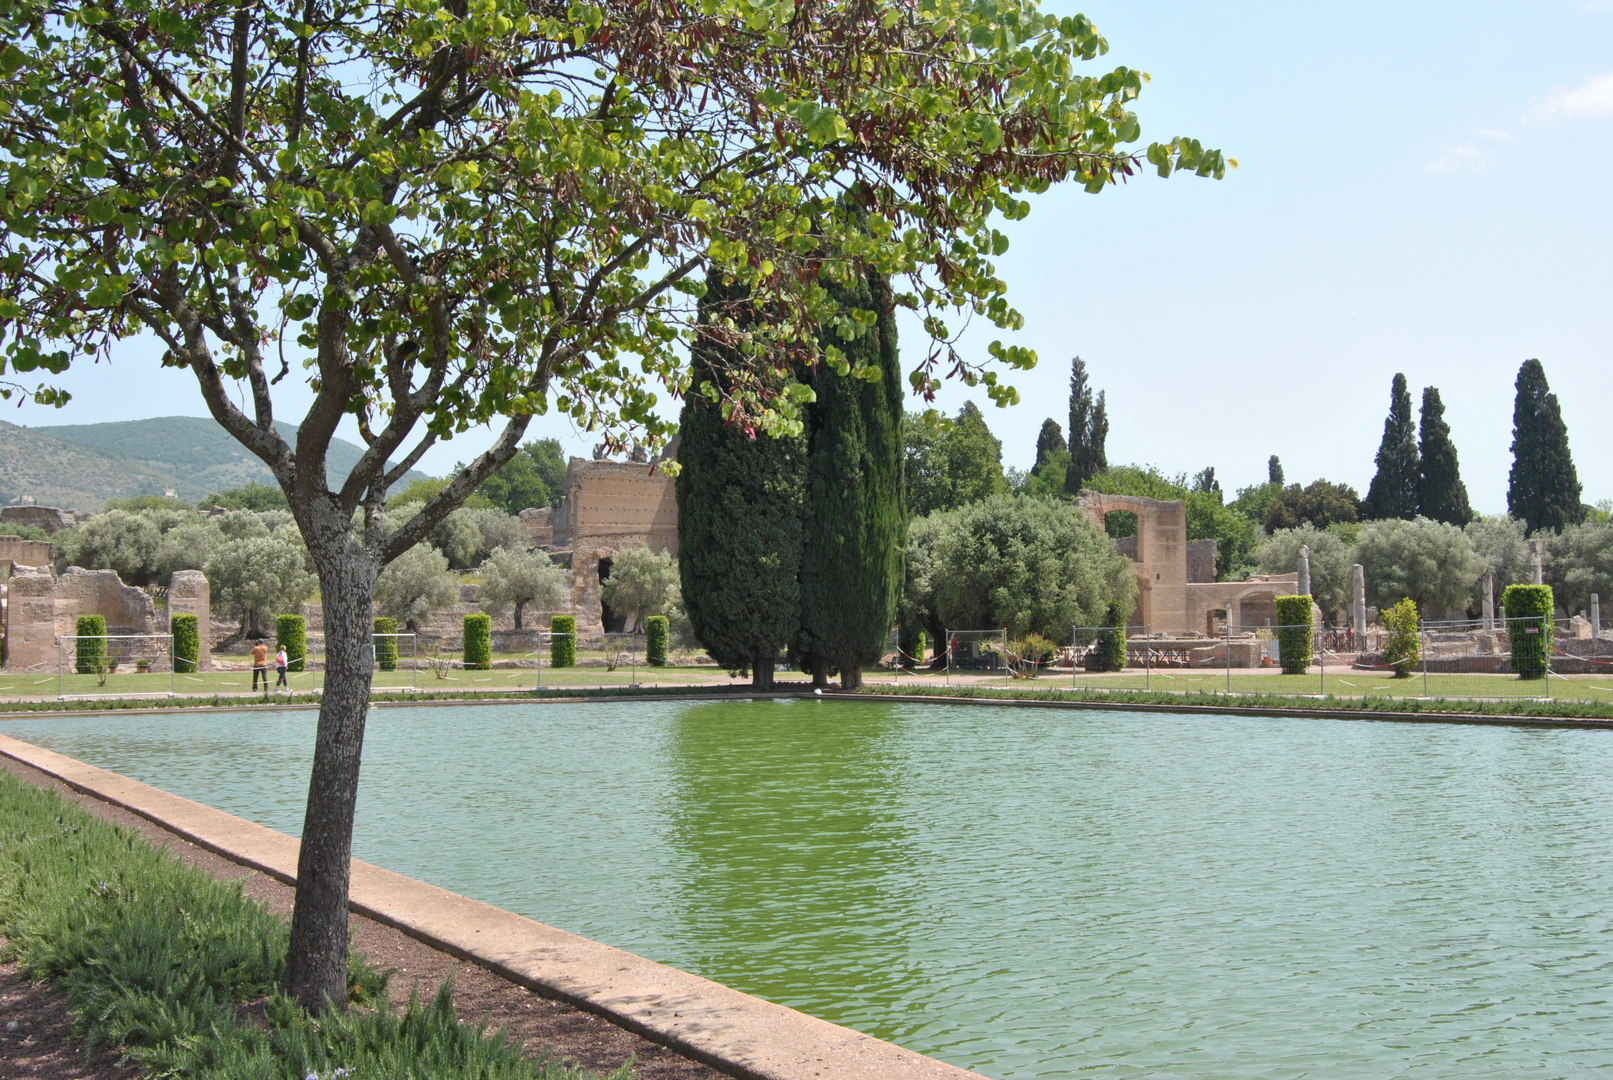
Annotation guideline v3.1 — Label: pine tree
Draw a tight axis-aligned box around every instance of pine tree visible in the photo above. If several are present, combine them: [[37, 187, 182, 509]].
[[1415, 386, 1472, 526], [675, 277, 806, 690], [1507, 358, 1583, 533], [795, 267, 906, 690], [1034, 419, 1066, 474], [1363, 373, 1420, 520], [1268, 455, 1283, 486]]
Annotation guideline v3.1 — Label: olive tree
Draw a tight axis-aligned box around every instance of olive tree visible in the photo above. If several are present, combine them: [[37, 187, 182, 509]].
[[204, 532, 318, 640], [478, 546, 567, 630], [1354, 517, 1484, 618], [53, 509, 162, 583], [0, 0, 1225, 1009], [374, 543, 458, 634], [601, 547, 680, 633], [1546, 521, 1613, 617], [1465, 515, 1531, 611], [1255, 524, 1352, 615]]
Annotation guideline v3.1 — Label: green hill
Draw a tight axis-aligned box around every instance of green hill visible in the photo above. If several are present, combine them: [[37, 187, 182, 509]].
[[0, 416, 430, 512]]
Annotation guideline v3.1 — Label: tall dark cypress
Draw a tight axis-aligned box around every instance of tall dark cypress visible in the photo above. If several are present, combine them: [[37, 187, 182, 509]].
[[1268, 455, 1283, 486], [1033, 419, 1066, 473], [795, 268, 906, 690], [1415, 386, 1472, 526], [675, 277, 806, 690], [1088, 390, 1109, 474], [1065, 356, 1094, 494], [1507, 358, 1583, 533], [1363, 373, 1420, 520]]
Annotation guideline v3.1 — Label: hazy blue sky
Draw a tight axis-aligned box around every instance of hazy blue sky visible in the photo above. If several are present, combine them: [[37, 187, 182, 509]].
[[17, 0, 1612, 513]]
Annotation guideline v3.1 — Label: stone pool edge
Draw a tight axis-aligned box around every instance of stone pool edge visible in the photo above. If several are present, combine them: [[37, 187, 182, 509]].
[[0, 732, 983, 1080]]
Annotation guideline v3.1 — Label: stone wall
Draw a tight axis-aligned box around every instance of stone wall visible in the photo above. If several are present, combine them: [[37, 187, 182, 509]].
[[53, 567, 158, 637], [2, 565, 208, 671], [551, 459, 677, 634], [168, 569, 213, 671], [0, 536, 54, 575], [0, 506, 81, 534], [1077, 492, 1187, 631], [3, 565, 58, 671]]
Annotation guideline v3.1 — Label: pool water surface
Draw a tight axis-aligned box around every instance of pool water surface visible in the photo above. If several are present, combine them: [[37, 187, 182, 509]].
[[6, 699, 1613, 1078]]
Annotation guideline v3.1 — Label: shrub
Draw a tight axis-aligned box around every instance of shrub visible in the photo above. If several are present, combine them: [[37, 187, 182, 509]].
[[1012, 633, 1058, 672], [1381, 597, 1420, 677], [462, 614, 492, 670], [373, 616, 399, 671], [1088, 601, 1128, 672], [74, 614, 107, 674], [1502, 583, 1554, 680], [645, 615, 669, 666], [1274, 595, 1314, 675], [171, 613, 199, 673], [899, 627, 928, 669], [276, 614, 307, 673], [550, 614, 576, 668]]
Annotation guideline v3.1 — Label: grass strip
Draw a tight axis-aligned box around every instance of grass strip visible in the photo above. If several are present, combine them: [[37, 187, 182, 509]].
[[852, 682, 1613, 722], [0, 770, 625, 1079]]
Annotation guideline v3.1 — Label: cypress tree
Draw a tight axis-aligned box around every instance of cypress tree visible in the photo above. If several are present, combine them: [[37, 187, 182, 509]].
[[1065, 356, 1094, 494], [1268, 455, 1283, 486], [1087, 390, 1109, 475], [795, 267, 906, 690], [1362, 373, 1419, 520], [1415, 386, 1472, 526], [675, 276, 806, 690], [1507, 359, 1583, 533], [1033, 419, 1066, 473]]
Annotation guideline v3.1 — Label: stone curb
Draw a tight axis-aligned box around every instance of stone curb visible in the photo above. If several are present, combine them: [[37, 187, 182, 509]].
[[845, 690, 1613, 730], [0, 733, 984, 1080]]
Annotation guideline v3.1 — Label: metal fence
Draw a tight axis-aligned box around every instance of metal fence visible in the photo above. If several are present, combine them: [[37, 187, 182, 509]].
[[940, 616, 1613, 705], [54, 634, 176, 699], [943, 629, 1008, 686]]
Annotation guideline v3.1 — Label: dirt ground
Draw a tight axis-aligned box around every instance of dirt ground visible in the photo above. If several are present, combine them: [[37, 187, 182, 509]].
[[0, 754, 726, 1080]]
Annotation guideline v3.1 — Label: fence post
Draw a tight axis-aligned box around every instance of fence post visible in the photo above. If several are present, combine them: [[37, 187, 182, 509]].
[[170, 634, 176, 697], [412, 634, 418, 691], [1421, 620, 1429, 698], [57, 637, 63, 700], [1072, 626, 1078, 691], [1226, 619, 1232, 695], [1544, 619, 1552, 700], [1144, 624, 1151, 692], [945, 628, 951, 687]]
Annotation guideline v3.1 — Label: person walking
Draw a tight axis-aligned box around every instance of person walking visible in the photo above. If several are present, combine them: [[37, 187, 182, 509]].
[[275, 644, 290, 690], [250, 638, 269, 691]]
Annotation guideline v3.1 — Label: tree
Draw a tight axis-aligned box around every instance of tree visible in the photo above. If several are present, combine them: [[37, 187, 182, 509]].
[[926, 494, 1137, 639], [525, 440, 569, 505], [0, 0, 1226, 1012], [601, 547, 680, 632], [1263, 480, 1361, 532], [676, 278, 806, 689], [373, 544, 458, 635], [1255, 525, 1353, 615], [1354, 517, 1484, 617], [1545, 521, 1613, 618], [1192, 467, 1220, 494], [478, 547, 568, 631], [1230, 481, 1281, 526], [204, 533, 317, 641], [1507, 359, 1583, 533], [1034, 420, 1067, 474], [1363, 374, 1420, 521], [1186, 490, 1256, 580], [155, 518, 228, 584], [904, 405, 1008, 516], [1465, 516, 1532, 612], [1064, 358, 1109, 493], [795, 266, 906, 689], [1415, 387, 1472, 526], [475, 453, 554, 516], [202, 483, 290, 512], [1268, 455, 1284, 486], [53, 510, 162, 584]]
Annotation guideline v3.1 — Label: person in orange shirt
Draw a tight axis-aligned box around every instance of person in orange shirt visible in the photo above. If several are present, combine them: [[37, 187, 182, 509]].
[[251, 638, 269, 691]]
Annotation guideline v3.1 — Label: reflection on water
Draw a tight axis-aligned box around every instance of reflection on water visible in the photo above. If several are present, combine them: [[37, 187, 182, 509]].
[[7, 702, 1613, 1078], [662, 700, 926, 1035]]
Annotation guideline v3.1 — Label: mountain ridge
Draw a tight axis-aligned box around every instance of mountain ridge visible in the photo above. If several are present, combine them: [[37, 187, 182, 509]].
[[0, 416, 430, 512]]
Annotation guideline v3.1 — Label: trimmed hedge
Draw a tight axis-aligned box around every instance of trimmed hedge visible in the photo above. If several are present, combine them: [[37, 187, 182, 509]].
[[74, 614, 107, 675], [276, 614, 307, 673], [373, 617, 399, 671], [463, 614, 492, 670], [1274, 595, 1314, 675], [1381, 597, 1420, 677], [550, 615, 576, 668], [1502, 583, 1554, 680], [1089, 602, 1127, 673], [645, 615, 669, 666], [171, 614, 199, 673]]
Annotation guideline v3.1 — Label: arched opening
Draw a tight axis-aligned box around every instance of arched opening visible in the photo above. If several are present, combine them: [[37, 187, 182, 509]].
[[596, 556, 627, 633]]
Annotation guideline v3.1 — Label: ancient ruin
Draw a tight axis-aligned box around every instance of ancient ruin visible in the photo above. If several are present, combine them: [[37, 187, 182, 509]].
[[541, 458, 678, 633]]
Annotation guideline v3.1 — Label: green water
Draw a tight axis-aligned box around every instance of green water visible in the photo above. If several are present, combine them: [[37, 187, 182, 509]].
[[6, 700, 1613, 1078]]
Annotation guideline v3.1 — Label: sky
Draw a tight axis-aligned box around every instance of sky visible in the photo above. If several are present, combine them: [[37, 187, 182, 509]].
[[14, 0, 1612, 514]]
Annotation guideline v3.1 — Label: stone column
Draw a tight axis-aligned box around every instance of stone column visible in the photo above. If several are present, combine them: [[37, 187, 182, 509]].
[[1482, 572, 1495, 630], [1593, 593, 1601, 638], [1352, 564, 1366, 640], [1499, 603, 1507, 627], [1296, 545, 1311, 598], [1529, 538, 1545, 586], [168, 570, 212, 672]]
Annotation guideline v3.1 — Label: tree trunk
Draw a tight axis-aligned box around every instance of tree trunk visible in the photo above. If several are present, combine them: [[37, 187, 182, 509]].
[[811, 655, 829, 689], [283, 535, 379, 1013], [840, 663, 862, 690], [752, 654, 774, 691], [513, 602, 524, 631]]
